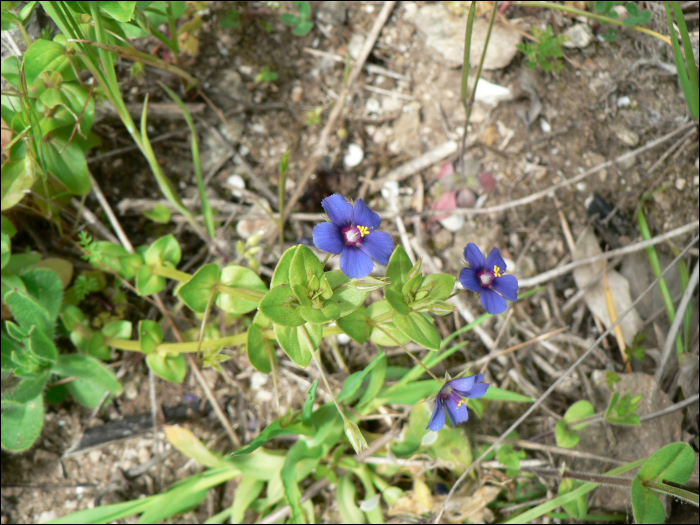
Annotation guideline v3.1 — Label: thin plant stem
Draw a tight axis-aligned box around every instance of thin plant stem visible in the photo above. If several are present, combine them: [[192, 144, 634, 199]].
[[195, 290, 216, 362], [267, 343, 282, 419], [371, 323, 443, 385]]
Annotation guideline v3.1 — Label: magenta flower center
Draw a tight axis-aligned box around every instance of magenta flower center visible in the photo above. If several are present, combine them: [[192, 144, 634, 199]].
[[478, 270, 494, 287], [439, 385, 467, 408], [342, 225, 370, 246]]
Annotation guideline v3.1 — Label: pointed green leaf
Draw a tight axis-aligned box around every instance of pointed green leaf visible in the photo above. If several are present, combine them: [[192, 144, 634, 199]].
[[139, 319, 163, 354], [217, 264, 267, 314], [53, 353, 123, 407], [1, 393, 44, 451], [178, 263, 220, 313], [638, 442, 695, 484], [146, 352, 187, 383], [289, 244, 323, 289], [385, 287, 410, 315], [299, 301, 340, 324], [271, 246, 297, 287], [246, 312, 275, 374], [20, 267, 64, 322], [326, 270, 369, 316], [393, 311, 440, 350], [135, 264, 165, 295], [260, 284, 305, 326], [144, 234, 181, 266], [274, 322, 320, 367], [164, 424, 224, 468], [421, 273, 456, 301], [631, 477, 665, 524], [0, 369, 50, 404], [386, 246, 412, 291], [337, 305, 371, 345], [44, 132, 91, 195], [367, 300, 409, 347]]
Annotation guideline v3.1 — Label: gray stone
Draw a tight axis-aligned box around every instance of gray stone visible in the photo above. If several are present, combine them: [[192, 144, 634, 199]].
[[563, 24, 594, 49], [414, 4, 521, 69]]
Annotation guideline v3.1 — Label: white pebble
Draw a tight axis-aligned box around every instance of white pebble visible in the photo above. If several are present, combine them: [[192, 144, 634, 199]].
[[576, 182, 587, 192], [540, 119, 552, 133], [365, 98, 381, 113], [675, 178, 686, 191], [250, 372, 268, 390], [226, 174, 246, 198], [337, 333, 351, 345], [343, 143, 364, 168], [617, 96, 631, 107]]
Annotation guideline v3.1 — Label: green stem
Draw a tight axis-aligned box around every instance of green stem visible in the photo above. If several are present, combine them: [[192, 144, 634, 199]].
[[646, 480, 699, 506], [519, 1, 672, 45], [216, 284, 266, 302], [151, 265, 192, 282]]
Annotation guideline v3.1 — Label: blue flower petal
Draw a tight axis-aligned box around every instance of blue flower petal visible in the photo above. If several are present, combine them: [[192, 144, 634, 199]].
[[480, 287, 507, 314], [466, 382, 489, 398], [340, 246, 374, 279], [484, 247, 507, 274], [321, 194, 353, 226], [449, 375, 480, 394], [359, 231, 393, 265], [492, 274, 519, 301], [459, 267, 482, 293], [427, 398, 446, 431], [313, 222, 345, 255], [351, 199, 381, 231], [464, 243, 485, 271], [444, 394, 469, 426]]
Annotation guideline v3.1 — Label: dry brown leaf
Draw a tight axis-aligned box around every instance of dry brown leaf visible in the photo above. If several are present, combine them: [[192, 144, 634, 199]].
[[572, 227, 643, 346]]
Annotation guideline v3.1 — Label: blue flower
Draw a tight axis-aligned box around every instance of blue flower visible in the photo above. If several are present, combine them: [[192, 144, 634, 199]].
[[459, 244, 518, 315], [427, 374, 489, 431], [313, 194, 393, 279]]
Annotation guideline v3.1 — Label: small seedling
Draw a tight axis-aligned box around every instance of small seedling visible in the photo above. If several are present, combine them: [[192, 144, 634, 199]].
[[281, 1, 313, 36], [220, 9, 239, 28], [516, 26, 567, 74], [255, 66, 278, 86], [594, 1, 653, 41], [305, 106, 323, 126]]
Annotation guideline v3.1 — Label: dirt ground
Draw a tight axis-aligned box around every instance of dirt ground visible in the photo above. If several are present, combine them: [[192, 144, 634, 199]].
[[2, 1, 699, 523]]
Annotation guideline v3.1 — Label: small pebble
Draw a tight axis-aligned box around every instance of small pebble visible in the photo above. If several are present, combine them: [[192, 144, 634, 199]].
[[291, 85, 303, 103], [540, 119, 551, 133], [576, 182, 587, 192], [617, 96, 631, 107], [337, 333, 351, 345], [693, 175, 699, 186], [365, 98, 381, 113], [675, 178, 686, 191], [343, 143, 364, 168], [226, 174, 245, 198]]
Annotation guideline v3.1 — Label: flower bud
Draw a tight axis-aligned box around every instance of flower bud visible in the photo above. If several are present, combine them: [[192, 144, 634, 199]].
[[344, 420, 368, 454]]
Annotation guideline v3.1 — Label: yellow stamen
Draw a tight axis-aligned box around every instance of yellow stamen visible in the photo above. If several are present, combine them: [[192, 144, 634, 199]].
[[456, 398, 467, 408], [358, 225, 370, 237], [494, 265, 502, 278]]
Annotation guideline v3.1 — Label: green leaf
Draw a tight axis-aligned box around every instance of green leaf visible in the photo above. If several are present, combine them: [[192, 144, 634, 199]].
[[216, 264, 267, 314], [53, 354, 123, 407], [338, 472, 366, 524], [555, 419, 580, 448], [631, 476, 666, 524], [20, 267, 64, 322], [303, 380, 318, 423], [421, 273, 455, 301], [232, 417, 312, 456], [27, 325, 58, 363], [178, 263, 220, 313], [292, 21, 313, 36], [325, 270, 369, 317], [1, 55, 20, 90], [280, 13, 300, 26], [337, 305, 371, 345], [357, 351, 386, 407], [0, 393, 44, 451], [393, 311, 440, 350], [274, 322, 321, 368], [638, 442, 695, 484], [146, 352, 187, 383], [637, 9, 651, 25], [138, 319, 163, 354], [1, 156, 37, 210], [1, 215, 17, 237], [605, 391, 641, 426], [338, 349, 385, 402], [102, 320, 132, 340], [144, 234, 181, 266], [230, 476, 264, 524], [367, 300, 409, 347], [271, 246, 297, 287], [260, 284, 304, 326], [297, 1, 310, 20], [164, 424, 224, 468], [99, 1, 137, 22], [44, 132, 91, 195], [135, 264, 165, 295], [4, 287, 53, 337], [23, 38, 77, 87], [0, 369, 50, 404], [299, 301, 340, 324], [386, 246, 412, 291], [246, 312, 276, 373], [385, 287, 409, 315], [563, 400, 594, 431], [143, 203, 171, 223], [289, 244, 323, 289], [558, 478, 587, 519]]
